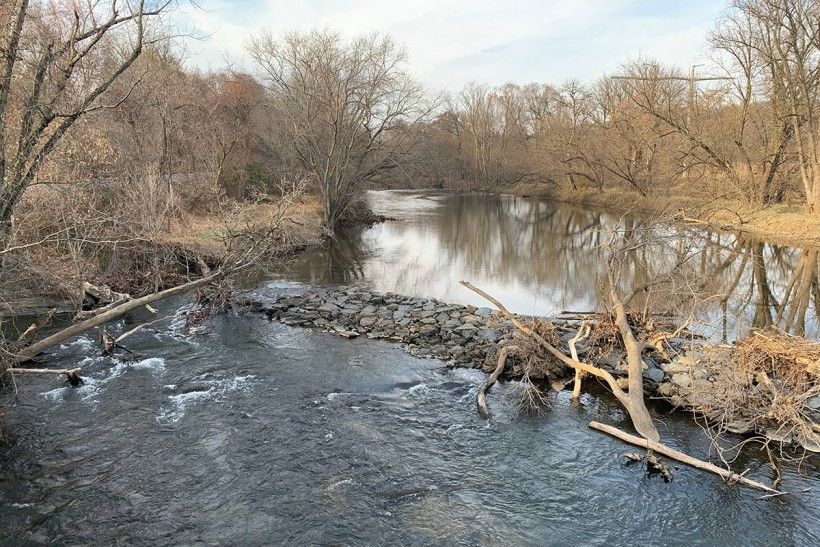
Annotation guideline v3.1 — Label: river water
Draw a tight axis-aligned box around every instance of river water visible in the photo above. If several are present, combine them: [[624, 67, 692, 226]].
[[1, 191, 818, 545]]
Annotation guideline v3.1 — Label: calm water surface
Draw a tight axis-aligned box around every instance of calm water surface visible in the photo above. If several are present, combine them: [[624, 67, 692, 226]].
[[291, 190, 820, 339], [0, 191, 818, 545]]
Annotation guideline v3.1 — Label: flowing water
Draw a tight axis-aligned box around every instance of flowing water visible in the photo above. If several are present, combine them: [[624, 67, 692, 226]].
[[1, 191, 818, 545]]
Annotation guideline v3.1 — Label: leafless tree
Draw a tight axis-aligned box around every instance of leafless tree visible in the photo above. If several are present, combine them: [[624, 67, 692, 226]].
[[0, 0, 172, 256], [247, 29, 430, 232]]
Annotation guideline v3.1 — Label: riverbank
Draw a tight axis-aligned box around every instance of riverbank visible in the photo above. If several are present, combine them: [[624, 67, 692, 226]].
[[0, 195, 327, 318], [509, 182, 820, 249]]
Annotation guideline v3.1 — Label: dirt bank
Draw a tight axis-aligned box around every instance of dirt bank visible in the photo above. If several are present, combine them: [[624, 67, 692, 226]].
[[0, 196, 328, 318]]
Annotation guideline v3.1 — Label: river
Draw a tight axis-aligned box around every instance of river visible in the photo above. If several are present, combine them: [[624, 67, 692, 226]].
[[1, 190, 818, 545]]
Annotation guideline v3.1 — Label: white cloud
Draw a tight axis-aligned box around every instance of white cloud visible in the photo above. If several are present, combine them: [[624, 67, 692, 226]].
[[172, 0, 725, 90]]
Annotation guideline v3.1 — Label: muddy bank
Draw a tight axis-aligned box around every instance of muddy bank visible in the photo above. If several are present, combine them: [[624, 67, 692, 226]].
[[248, 285, 696, 395]]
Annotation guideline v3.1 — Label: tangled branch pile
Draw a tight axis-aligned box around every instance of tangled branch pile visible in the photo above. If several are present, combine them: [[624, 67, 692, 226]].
[[674, 329, 820, 453], [486, 319, 566, 381]]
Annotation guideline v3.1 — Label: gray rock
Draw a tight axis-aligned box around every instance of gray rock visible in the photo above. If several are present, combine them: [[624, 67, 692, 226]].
[[807, 394, 820, 411], [643, 367, 665, 383], [477, 328, 501, 343], [661, 362, 689, 374], [359, 315, 377, 327], [475, 307, 493, 317]]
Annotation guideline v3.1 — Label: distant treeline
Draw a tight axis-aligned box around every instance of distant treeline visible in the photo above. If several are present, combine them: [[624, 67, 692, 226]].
[[3, 0, 820, 257]]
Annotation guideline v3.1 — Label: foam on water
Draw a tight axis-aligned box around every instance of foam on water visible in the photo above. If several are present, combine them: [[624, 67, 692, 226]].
[[57, 335, 94, 352], [407, 383, 429, 398], [156, 375, 256, 424], [129, 357, 166, 373], [39, 355, 125, 405]]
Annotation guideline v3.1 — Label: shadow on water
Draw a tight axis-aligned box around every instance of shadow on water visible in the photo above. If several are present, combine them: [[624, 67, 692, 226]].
[[0, 190, 818, 544]]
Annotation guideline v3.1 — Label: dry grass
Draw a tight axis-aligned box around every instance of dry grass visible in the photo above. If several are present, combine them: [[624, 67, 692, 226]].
[[1, 183, 325, 310], [510, 182, 820, 248]]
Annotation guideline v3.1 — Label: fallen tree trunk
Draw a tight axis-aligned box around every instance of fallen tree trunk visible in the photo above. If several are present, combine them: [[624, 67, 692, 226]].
[[608, 280, 660, 442], [589, 421, 783, 495], [477, 345, 519, 418], [14, 267, 241, 364]]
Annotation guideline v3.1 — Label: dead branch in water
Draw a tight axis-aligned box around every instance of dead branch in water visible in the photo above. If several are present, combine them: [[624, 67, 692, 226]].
[[460, 280, 659, 442], [477, 345, 519, 418], [100, 315, 174, 356], [607, 267, 661, 442], [568, 322, 591, 401], [589, 421, 783, 495], [8, 367, 84, 386], [12, 269, 240, 364]]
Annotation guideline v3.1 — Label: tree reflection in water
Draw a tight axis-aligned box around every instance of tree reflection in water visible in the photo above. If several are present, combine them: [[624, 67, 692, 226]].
[[285, 190, 819, 340]]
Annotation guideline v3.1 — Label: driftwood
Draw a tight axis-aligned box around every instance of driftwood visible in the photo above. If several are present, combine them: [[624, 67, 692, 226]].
[[14, 267, 242, 364], [460, 280, 659, 442], [476, 345, 519, 418], [100, 315, 172, 355], [8, 367, 84, 386], [589, 421, 783, 495], [12, 308, 56, 351]]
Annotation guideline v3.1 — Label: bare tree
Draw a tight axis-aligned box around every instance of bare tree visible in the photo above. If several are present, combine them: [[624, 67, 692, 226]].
[[247, 29, 429, 232], [0, 0, 172, 256]]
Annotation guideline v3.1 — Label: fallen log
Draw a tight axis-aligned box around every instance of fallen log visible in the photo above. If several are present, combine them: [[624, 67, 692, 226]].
[[9, 367, 83, 386], [589, 421, 783, 495], [14, 265, 245, 364], [476, 345, 519, 418]]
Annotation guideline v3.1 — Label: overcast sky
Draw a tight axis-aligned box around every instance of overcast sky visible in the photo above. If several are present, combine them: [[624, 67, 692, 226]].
[[176, 0, 727, 91]]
